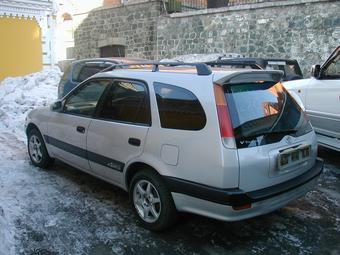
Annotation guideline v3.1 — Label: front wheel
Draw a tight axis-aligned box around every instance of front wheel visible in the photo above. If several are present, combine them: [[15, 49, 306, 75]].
[[129, 169, 178, 231], [28, 128, 54, 168]]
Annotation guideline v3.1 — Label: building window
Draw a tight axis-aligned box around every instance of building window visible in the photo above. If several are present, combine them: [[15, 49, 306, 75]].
[[100, 45, 126, 57]]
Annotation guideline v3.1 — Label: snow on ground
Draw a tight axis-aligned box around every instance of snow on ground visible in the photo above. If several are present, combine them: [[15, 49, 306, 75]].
[[0, 68, 61, 255]]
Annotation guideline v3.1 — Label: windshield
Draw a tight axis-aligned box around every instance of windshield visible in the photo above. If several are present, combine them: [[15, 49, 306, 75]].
[[225, 81, 312, 148]]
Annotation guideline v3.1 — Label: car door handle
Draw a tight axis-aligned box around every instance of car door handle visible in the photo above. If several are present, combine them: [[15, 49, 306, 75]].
[[128, 138, 141, 147], [76, 126, 85, 134]]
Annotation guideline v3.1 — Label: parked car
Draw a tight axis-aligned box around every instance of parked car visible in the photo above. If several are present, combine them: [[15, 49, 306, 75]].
[[58, 58, 146, 98], [284, 46, 340, 151], [26, 62, 323, 231], [206, 57, 303, 81]]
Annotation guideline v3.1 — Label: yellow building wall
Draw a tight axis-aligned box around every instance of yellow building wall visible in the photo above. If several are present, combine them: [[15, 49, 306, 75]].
[[0, 16, 42, 81]]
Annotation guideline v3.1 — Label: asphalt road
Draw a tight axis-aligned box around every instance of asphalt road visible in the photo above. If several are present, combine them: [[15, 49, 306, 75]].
[[1, 142, 339, 255]]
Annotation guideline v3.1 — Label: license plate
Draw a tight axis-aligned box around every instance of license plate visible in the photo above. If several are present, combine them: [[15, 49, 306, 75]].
[[278, 145, 311, 170]]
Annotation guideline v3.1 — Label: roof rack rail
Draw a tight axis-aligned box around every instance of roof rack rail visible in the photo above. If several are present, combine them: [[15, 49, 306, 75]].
[[205, 59, 262, 70], [100, 61, 212, 76]]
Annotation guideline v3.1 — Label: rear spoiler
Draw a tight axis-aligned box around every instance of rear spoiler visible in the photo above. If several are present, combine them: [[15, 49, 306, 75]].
[[216, 70, 284, 85]]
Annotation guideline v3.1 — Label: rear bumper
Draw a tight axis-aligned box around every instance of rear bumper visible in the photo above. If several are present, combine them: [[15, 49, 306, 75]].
[[166, 158, 323, 221]]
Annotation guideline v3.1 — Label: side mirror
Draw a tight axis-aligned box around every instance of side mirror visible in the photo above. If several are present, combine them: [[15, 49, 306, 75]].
[[50, 100, 63, 112], [311, 65, 321, 78]]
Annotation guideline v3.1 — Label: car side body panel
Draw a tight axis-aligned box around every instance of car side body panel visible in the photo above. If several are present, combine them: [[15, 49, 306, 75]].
[[305, 78, 340, 139]]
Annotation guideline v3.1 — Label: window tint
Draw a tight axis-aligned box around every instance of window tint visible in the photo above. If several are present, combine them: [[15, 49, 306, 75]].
[[72, 63, 111, 82], [79, 65, 110, 82], [154, 82, 206, 130], [324, 57, 340, 78], [72, 63, 84, 81], [98, 80, 151, 125], [225, 82, 310, 148], [64, 80, 111, 117], [60, 65, 71, 82]]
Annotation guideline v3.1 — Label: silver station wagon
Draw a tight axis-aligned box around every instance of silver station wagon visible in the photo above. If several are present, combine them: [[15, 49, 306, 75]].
[[26, 62, 323, 231]]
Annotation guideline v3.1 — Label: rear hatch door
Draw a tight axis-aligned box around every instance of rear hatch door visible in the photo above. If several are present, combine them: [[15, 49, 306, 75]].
[[217, 71, 317, 192]]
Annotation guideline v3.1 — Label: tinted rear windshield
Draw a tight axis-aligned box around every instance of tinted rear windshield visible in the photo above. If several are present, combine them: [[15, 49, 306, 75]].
[[224, 81, 312, 148]]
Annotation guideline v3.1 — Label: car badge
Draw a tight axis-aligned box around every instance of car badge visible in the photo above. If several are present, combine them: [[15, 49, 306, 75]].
[[286, 136, 293, 145]]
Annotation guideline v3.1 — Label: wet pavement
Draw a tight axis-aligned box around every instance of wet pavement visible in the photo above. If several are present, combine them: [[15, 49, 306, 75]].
[[1, 141, 339, 255]]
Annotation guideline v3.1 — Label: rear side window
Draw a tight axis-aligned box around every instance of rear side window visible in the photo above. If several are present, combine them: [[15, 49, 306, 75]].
[[98, 80, 151, 125], [154, 82, 206, 130]]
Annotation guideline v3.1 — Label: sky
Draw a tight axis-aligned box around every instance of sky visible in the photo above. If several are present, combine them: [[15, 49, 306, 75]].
[[58, 0, 103, 15]]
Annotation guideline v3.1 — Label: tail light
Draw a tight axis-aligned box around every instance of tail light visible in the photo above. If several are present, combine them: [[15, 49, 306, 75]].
[[232, 204, 252, 211], [214, 83, 236, 149]]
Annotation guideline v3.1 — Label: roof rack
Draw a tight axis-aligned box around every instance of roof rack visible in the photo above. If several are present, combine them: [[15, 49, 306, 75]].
[[205, 59, 262, 70], [100, 61, 212, 76]]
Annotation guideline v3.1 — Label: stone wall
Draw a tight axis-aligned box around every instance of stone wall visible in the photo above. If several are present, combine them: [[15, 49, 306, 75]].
[[156, 0, 340, 75], [74, 1, 162, 60], [74, 0, 340, 75]]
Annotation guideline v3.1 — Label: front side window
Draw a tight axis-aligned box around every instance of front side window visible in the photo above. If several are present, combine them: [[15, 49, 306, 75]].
[[98, 80, 151, 125], [64, 80, 111, 117], [154, 82, 206, 130], [324, 56, 340, 78]]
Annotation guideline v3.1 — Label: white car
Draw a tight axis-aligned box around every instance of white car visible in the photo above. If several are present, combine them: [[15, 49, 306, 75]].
[[25, 62, 323, 231], [284, 46, 340, 152]]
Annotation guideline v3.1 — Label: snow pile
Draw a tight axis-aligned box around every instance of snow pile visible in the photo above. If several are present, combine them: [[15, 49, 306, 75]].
[[161, 53, 244, 63], [0, 68, 62, 142], [0, 68, 61, 254]]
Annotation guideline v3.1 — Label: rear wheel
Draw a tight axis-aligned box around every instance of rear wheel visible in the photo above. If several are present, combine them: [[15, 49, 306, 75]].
[[28, 128, 54, 168], [129, 169, 178, 231]]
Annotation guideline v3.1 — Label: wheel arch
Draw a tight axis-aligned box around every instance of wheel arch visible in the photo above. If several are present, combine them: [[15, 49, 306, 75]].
[[124, 161, 164, 190], [26, 122, 41, 136]]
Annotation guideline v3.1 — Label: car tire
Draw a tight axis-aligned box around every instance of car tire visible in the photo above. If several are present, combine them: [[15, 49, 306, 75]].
[[27, 128, 54, 168], [129, 169, 178, 231]]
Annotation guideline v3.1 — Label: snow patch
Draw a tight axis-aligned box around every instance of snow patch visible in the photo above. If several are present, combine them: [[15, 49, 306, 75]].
[[0, 68, 61, 143]]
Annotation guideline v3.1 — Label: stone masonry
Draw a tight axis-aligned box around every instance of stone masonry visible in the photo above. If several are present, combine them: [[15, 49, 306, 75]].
[[74, 1, 162, 60], [157, 0, 340, 75], [74, 0, 340, 75]]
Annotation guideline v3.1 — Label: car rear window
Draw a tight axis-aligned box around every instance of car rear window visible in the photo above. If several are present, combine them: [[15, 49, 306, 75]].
[[154, 82, 206, 131], [72, 63, 112, 82], [60, 66, 71, 82], [224, 81, 311, 148]]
